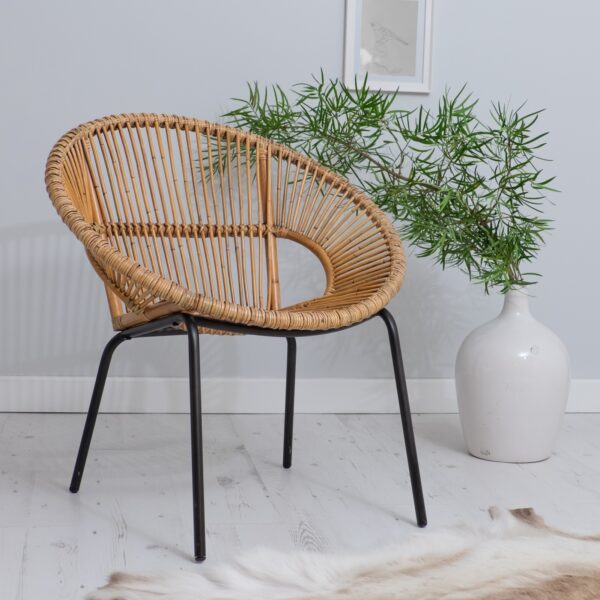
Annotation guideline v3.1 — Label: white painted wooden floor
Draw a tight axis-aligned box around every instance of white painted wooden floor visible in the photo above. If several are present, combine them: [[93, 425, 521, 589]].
[[2, 413, 600, 599]]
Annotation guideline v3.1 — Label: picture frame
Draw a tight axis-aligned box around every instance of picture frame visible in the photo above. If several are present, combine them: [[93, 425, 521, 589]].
[[344, 0, 433, 94]]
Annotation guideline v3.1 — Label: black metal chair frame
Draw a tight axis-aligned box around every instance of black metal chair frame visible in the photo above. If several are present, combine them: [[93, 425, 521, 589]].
[[69, 308, 427, 562]]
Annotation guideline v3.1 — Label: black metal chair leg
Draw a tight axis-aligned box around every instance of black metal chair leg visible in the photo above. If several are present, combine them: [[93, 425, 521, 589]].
[[182, 315, 207, 562], [69, 333, 127, 493], [379, 308, 427, 528], [283, 337, 297, 469]]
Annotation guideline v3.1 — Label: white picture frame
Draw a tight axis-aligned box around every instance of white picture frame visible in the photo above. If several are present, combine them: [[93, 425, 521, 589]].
[[344, 0, 433, 94]]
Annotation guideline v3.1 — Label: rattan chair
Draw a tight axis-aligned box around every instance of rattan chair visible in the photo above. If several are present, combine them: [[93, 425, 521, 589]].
[[45, 113, 426, 561]]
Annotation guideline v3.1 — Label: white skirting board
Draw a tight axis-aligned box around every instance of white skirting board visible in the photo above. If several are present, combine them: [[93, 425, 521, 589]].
[[0, 376, 597, 413]]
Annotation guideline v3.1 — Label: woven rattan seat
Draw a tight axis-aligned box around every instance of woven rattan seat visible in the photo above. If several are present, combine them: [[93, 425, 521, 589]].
[[45, 114, 405, 333], [45, 114, 425, 562]]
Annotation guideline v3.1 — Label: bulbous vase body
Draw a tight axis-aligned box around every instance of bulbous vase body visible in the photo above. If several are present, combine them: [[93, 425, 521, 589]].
[[455, 290, 569, 463]]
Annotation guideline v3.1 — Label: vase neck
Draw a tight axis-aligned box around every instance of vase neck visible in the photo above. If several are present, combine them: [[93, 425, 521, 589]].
[[500, 289, 531, 317]]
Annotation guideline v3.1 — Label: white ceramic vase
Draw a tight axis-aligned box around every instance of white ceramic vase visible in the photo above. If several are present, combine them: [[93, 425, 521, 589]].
[[455, 289, 569, 463]]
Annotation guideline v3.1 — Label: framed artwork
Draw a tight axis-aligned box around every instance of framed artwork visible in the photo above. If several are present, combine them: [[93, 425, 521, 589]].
[[344, 0, 433, 93]]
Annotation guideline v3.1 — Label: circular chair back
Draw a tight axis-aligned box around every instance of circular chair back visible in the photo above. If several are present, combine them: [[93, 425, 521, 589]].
[[46, 114, 405, 331]]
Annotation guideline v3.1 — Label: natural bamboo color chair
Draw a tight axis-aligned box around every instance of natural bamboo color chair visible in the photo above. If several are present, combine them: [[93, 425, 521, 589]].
[[45, 113, 426, 561]]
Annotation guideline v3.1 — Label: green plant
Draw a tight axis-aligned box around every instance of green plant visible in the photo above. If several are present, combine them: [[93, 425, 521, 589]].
[[225, 74, 556, 293]]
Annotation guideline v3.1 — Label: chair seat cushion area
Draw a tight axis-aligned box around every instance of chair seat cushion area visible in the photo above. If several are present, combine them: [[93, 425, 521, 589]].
[[45, 113, 406, 333]]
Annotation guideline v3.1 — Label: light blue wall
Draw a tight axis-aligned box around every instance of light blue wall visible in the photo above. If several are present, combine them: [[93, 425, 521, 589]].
[[0, 0, 597, 379]]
